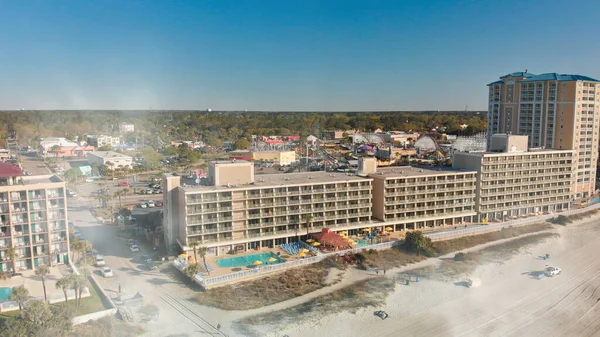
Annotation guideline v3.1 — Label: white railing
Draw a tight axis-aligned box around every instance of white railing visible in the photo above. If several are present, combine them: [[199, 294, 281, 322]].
[[175, 201, 600, 288]]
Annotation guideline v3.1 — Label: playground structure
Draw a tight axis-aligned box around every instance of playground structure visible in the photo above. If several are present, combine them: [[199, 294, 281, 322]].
[[451, 132, 487, 153]]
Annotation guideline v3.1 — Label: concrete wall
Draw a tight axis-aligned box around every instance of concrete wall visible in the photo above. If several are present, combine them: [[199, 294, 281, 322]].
[[370, 177, 386, 220], [490, 135, 528, 152], [209, 161, 254, 186]]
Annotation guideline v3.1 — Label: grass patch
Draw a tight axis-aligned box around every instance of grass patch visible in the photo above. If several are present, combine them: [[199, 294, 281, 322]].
[[194, 257, 344, 310], [432, 222, 552, 256], [357, 248, 428, 270], [0, 309, 21, 325], [69, 316, 146, 337]]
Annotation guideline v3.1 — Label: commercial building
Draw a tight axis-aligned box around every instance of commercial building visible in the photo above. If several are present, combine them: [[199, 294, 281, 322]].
[[163, 161, 373, 256], [487, 72, 600, 198], [87, 151, 133, 170], [118, 122, 135, 133], [86, 135, 121, 148], [0, 163, 70, 272], [368, 166, 477, 230], [454, 135, 573, 221], [228, 150, 298, 166]]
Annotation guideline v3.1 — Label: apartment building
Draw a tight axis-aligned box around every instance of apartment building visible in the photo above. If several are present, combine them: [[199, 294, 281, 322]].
[[487, 72, 600, 198], [86, 135, 121, 148], [163, 161, 373, 255], [118, 122, 135, 133], [0, 163, 70, 272], [368, 166, 477, 230], [454, 135, 573, 221], [228, 150, 298, 166]]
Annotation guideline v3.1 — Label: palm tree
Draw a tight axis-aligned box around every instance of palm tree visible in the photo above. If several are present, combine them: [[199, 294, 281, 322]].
[[189, 241, 199, 265], [56, 276, 72, 304], [69, 275, 85, 310], [197, 246, 210, 275], [9, 285, 29, 310], [5, 247, 17, 273], [70, 238, 81, 262], [303, 214, 314, 236], [184, 264, 200, 279], [106, 161, 115, 179], [35, 265, 50, 303]]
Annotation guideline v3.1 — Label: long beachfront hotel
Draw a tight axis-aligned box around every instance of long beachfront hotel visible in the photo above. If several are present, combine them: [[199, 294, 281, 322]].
[[487, 72, 599, 198], [163, 159, 480, 256], [454, 135, 573, 221], [164, 161, 373, 256], [0, 163, 70, 272]]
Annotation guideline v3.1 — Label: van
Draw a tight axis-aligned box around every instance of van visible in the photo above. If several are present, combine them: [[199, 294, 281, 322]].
[[95, 255, 105, 267]]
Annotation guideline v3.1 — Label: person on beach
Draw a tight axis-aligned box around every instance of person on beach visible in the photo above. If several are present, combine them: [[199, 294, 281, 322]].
[[384, 269, 386, 275]]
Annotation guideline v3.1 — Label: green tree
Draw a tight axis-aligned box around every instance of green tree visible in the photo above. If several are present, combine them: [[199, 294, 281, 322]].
[[184, 263, 200, 279], [97, 144, 113, 151], [233, 138, 250, 150], [9, 285, 30, 311], [197, 246, 210, 276], [49, 144, 61, 160], [55, 276, 72, 304], [5, 247, 17, 273], [69, 275, 85, 310], [403, 231, 435, 257], [142, 146, 164, 169], [35, 265, 50, 303], [64, 168, 82, 185], [22, 300, 52, 325], [189, 241, 199, 265]]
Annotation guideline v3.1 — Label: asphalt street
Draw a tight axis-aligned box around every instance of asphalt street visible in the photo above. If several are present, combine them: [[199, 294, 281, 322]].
[[67, 196, 230, 336]]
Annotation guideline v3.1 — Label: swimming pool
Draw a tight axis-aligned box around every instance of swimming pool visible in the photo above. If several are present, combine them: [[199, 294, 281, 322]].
[[0, 287, 13, 302], [216, 252, 282, 268]]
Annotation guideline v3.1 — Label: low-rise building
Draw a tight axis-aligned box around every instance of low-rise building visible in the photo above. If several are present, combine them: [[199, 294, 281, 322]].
[[86, 135, 121, 148], [227, 150, 298, 166], [368, 166, 477, 230], [118, 122, 135, 133], [87, 151, 133, 170], [0, 149, 11, 161], [0, 163, 70, 271], [453, 135, 574, 221], [163, 161, 373, 256]]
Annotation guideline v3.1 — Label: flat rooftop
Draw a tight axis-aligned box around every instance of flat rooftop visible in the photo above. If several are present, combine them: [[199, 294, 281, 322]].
[[456, 148, 575, 156], [181, 171, 370, 192], [369, 166, 476, 179], [22, 175, 64, 185], [88, 151, 132, 159]]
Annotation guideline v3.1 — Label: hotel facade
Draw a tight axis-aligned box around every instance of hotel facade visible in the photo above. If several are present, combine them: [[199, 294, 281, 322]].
[[454, 135, 573, 221], [487, 72, 600, 198], [0, 163, 70, 272]]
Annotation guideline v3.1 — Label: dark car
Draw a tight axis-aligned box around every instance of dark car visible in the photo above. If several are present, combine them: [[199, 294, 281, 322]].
[[141, 254, 153, 262], [155, 201, 163, 207]]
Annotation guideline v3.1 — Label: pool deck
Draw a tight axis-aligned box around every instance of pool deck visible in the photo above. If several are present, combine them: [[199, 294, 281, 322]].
[[0, 265, 71, 300]]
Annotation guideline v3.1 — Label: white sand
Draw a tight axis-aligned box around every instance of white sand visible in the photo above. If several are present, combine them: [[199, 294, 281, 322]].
[[248, 216, 600, 337]]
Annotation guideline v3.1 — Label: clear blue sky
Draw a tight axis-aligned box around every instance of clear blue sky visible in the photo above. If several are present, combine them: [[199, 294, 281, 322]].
[[1, 0, 599, 111]]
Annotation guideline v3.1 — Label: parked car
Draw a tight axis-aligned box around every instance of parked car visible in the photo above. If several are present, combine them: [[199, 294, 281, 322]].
[[67, 190, 76, 197], [151, 177, 161, 182], [85, 178, 94, 183], [155, 201, 163, 207], [91, 249, 99, 257], [544, 266, 562, 277], [95, 255, 106, 267], [140, 203, 148, 209], [126, 239, 135, 246], [147, 200, 155, 208], [130, 244, 140, 252], [101, 267, 113, 278], [141, 254, 153, 262], [119, 181, 129, 186]]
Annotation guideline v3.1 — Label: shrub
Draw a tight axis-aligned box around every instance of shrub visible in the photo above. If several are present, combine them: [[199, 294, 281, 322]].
[[404, 231, 435, 257], [454, 252, 466, 261]]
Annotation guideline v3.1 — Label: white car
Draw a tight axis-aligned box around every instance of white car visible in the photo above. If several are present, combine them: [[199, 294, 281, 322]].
[[95, 255, 106, 267], [140, 203, 147, 209], [544, 266, 562, 277], [101, 267, 113, 277], [85, 178, 94, 183], [130, 244, 140, 252], [147, 200, 155, 208]]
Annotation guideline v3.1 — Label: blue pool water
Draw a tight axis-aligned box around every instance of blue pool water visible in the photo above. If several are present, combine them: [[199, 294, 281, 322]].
[[216, 252, 282, 268], [0, 287, 13, 302], [590, 197, 600, 204]]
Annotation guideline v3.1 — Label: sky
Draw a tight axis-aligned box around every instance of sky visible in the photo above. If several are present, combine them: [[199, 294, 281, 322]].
[[1, 0, 599, 111]]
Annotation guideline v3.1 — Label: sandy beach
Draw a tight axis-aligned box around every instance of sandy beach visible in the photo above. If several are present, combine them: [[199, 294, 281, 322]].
[[232, 215, 600, 337]]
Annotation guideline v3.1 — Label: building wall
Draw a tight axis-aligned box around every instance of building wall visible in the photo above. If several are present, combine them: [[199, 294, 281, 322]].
[[0, 178, 70, 271], [490, 135, 528, 152], [208, 162, 254, 186], [162, 175, 181, 254], [358, 157, 377, 175], [370, 177, 385, 220], [87, 153, 133, 170], [454, 150, 574, 220], [119, 124, 135, 133], [488, 75, 600, 198], [178, 178, 373, 255]]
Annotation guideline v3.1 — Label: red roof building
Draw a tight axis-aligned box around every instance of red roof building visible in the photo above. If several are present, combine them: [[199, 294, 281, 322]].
[[0, 162, 24, 178], [311, 228, 352, 250]]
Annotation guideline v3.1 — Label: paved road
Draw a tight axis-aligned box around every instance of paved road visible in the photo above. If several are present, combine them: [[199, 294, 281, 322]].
[[67, 196, 231, 337]]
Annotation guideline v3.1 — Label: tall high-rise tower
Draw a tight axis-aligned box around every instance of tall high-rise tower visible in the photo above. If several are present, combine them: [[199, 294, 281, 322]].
[[487, 72, 600, 198]]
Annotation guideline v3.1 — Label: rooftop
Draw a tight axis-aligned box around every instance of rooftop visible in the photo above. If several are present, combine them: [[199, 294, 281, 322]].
[[455, 148, 575, 156], [499, 72, 537, 79], [368, 166, 476, 179], [88, 151, 132, 159], [521, 73, 600, 83], [181, 171, 370, 192], [0, 162, 24, 178], [21, 175, 64, 185]]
